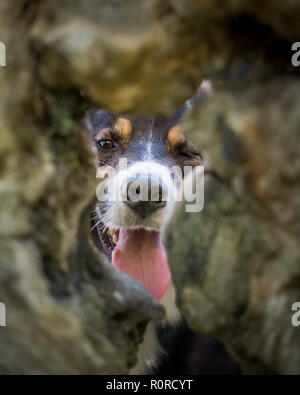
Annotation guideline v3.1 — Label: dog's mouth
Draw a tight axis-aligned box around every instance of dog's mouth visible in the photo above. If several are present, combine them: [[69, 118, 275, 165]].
[[91, 218, 171, 301]]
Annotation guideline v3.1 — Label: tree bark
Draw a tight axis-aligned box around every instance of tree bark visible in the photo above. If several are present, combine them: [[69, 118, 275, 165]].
[[0, 0, 300, 374]]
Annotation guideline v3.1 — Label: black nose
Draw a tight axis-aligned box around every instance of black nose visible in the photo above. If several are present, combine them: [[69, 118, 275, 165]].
[[124, 175, 167, 218]]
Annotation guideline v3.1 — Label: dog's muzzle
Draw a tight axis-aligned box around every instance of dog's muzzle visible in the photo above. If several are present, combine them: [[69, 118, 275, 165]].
[[123, 174, 167, 219]]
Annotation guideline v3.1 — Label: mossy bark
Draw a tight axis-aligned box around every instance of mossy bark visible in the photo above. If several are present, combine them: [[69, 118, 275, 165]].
[[0, 0, 299, 374]]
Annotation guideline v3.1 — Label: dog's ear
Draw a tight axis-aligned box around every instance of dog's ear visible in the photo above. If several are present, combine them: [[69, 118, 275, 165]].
[[81, 109, 115, 158], [172, 80, 213, 124], [84, 109, 116, 136]]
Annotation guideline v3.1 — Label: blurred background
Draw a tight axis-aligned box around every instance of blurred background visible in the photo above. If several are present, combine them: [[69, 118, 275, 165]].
[[0, 0, 300, 375]]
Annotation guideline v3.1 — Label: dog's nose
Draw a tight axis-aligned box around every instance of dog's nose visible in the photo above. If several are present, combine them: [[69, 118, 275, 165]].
[[124, 175, 167, 218]]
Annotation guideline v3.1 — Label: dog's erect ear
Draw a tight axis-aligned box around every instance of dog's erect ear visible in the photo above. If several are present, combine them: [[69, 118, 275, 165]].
[[172, 80, 213, 124]]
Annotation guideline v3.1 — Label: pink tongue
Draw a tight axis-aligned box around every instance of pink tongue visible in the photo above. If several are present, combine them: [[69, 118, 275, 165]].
[[112, 229, 171, 301]]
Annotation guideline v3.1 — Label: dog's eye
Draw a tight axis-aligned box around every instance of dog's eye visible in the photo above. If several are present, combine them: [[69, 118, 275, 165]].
[[180, 150, 201, 158], [178, 143, 201, 158], [97, 139, 114, 149]]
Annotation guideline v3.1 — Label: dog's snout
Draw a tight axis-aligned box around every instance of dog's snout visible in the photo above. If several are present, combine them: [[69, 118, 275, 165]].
[[123, 174, 167, 218]]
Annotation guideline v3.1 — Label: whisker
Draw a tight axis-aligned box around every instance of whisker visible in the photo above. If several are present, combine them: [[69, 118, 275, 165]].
[[99, 224, 108, 233], [89, 203, 113, 234], [91, 220, 102, 231], [89, 215, 100, 222]]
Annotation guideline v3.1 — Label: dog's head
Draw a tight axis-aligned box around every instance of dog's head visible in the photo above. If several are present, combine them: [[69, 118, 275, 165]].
[[83, 83, 210, 301]]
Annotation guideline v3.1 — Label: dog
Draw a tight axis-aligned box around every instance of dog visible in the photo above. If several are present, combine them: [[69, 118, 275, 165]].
[[83, 82, 211, 374]]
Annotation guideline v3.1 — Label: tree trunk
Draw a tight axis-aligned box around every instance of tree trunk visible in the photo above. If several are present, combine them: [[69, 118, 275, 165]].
[[0, 0, 299, 374]]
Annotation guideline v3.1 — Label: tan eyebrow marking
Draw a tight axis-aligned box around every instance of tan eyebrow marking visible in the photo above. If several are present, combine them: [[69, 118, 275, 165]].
[[167, 125, 185, 146], [113, 117, 132, 141]]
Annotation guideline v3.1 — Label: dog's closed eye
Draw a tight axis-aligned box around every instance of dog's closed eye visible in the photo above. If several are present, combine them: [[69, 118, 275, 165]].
[[177, 142, 202, 159]]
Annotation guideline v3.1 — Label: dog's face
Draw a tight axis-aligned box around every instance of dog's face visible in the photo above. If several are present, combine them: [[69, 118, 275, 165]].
[[84, 109, 202, 301]]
